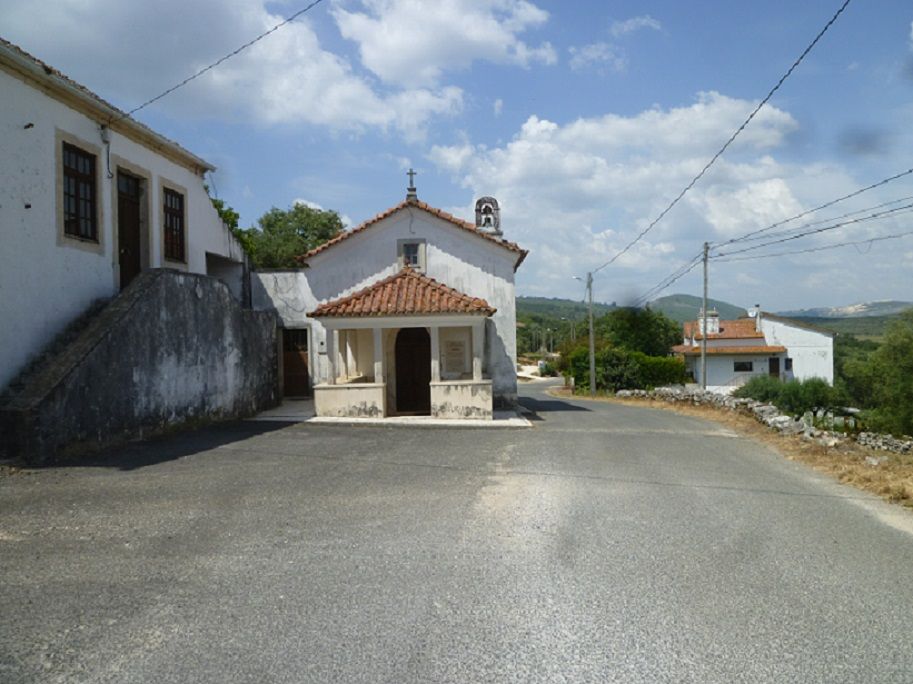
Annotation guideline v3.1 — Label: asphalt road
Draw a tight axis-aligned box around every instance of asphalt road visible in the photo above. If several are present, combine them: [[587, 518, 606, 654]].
[[2, 381, 913, 683]]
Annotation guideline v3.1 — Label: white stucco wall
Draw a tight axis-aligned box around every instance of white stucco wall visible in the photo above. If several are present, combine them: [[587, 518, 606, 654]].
[[760, 316, 834, 384], [253, 206, 521, 404], [687, 355, 778, 393], [0, 68, 246, 391]]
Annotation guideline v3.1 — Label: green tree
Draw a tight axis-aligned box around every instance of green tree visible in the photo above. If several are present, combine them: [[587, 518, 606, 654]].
[[595, 307, 681, 356], [869, 311, 913, 435], [247, 203, 344, 269]]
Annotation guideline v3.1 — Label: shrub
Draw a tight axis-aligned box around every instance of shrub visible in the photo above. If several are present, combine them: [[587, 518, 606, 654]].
[[628, 351, 688, 388], [733, 375, 783, 404], [568, 346, 686, 392], [735, 376, 841, 416]]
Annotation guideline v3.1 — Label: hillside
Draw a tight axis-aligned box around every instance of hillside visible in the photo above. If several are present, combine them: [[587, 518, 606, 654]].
[[517, 296, 615, 320], [785, 315, 900, 339], [648, 294, 746, 323], [778, 301, 913, 318]]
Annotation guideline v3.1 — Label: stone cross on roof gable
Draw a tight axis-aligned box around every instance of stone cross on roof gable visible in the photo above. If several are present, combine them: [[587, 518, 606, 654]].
[[406, 167, 417, 199]]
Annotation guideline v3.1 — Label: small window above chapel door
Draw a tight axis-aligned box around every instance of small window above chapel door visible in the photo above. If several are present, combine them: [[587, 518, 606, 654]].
[[397, 239, 426, 271]]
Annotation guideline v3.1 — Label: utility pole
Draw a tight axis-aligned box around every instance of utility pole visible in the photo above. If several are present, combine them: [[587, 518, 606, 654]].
[[701, 242, 709, 391], [587, 272, 596, 397]]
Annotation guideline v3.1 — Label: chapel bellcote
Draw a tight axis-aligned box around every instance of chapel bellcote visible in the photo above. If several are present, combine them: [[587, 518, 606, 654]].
[[475, 196, 502, 237]]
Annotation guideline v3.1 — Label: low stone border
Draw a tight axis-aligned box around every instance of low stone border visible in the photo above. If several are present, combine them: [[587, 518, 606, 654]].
[[614, 388, 913, 455]]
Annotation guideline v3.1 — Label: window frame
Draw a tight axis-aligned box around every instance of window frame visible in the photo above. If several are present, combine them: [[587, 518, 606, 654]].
[[162, 185, 187, 264], [56, 130, 104, 254], [397, 238, 426, 271], [733, 360, 753, 373]]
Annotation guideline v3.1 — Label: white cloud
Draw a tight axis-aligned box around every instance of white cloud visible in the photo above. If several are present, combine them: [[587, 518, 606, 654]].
[[493, 98, 504, 116], [0, 0, 461, 137], [610, 15, 662, 37], [568, 43, 627, 72], [333, 0, 557, 87], [427, 92, 906, 306]]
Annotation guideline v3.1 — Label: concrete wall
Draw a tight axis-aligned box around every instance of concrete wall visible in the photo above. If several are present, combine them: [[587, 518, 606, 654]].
[[431, 380, 493, 420], [0, 68, 247, 392], [0, 270, 278, 463], [314, 383, 385, 418], [760, 317, 834, 384], [253, 206, 521, 406]]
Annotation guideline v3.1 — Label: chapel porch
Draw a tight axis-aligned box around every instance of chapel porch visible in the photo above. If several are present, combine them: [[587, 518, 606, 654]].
[[310, 268, 496, 420]]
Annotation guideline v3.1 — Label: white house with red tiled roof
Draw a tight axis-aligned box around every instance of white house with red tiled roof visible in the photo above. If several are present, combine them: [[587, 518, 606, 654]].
[[672, 307, 834, 393], [252, 189, 526, 419]]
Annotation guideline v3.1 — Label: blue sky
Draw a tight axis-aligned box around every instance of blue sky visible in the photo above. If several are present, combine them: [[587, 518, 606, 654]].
[[3, 0, 912, 309]]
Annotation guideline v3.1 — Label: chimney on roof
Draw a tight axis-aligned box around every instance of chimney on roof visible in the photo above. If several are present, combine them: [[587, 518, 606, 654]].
[[699, 307, 720, 335], [748, 303, 762, 331], [475, 196, 502, 237]]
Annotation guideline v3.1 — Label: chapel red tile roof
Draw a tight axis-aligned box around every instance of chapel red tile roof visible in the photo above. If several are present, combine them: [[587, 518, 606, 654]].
[[310, 267, 496, 318], [683, 318, 765, 341], [296, 198, 528, 269], [671, 344, 787, 356]]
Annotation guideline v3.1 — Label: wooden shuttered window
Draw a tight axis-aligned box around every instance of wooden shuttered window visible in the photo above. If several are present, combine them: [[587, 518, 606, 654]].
[[163, 188, 185, 262], [62, 142, 98, 241]]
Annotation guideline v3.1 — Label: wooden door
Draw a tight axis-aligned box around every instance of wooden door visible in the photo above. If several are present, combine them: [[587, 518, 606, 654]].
[[395, 328, 431, 414], [283, 329, 310, 397], [117, 172, 142, 290], [769, 357, 780, 379]]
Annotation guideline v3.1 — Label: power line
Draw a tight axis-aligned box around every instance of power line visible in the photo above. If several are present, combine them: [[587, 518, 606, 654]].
[[714, 228, 913, 263], [110, 0, 327, 124], [713, 165, 913, 248], [721, 193, 913, 246], [591, 0, 853, 276], [713, 202, 913, 257], [632, 252, 704, 306]]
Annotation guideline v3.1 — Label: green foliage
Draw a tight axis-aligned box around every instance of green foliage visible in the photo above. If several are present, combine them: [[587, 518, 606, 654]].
[[596, 307, 681, 357], [867, 311, 913, 436], [242, 203, 344, 269], [567, 345, 686, 392], [735, 376, 844, 416], [628, 351, 688, 388], [733, 375, 783, 403]]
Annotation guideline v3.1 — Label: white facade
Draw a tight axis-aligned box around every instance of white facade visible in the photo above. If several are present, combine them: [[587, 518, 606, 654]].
[[678, 311, 834, 394], [759, 314, 834, 384], [0, 40, 247, 391], [252, 199, 525, 413]]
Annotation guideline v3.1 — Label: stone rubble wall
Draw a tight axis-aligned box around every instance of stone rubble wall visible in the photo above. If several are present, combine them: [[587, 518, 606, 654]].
[[0, 269, 279, 464], [615, 387, 913, 455]]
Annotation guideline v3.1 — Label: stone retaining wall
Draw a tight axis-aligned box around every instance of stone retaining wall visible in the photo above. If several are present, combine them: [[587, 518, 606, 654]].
[[615, 387, 913, 455], [0, 269, 278, 463]]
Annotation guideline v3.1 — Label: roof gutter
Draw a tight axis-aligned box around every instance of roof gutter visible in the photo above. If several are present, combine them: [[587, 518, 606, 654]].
[[0, 41, 215, 176]]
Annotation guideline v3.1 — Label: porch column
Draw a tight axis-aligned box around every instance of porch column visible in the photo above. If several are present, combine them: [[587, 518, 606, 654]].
[[326, 329, 337, 385], [472, 320, 484, 382], [373, 327, 384, 383], [430, 325, 441, 382]]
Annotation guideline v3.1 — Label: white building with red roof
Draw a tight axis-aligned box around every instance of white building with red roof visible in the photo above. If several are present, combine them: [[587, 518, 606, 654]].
[[672, 307, 834, 393], [253, 189, 527, 420]]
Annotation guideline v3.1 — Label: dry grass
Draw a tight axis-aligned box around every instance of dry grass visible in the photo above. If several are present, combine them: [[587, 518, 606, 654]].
[[549, 387, 913, 508]]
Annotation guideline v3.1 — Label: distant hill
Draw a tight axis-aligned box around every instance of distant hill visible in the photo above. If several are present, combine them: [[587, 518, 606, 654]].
[[778, 301, 913, 318], [783, 315, 899, 339], [648, 294, 746, 323], [517, 296, 615, 320]]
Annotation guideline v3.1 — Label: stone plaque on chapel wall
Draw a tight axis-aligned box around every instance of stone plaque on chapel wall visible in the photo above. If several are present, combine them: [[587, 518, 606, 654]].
[[443, 340, 466, 376]]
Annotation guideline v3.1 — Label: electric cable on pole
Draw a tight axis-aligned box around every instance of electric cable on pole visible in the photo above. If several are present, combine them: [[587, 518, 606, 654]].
[[587, 272, 596, 398], [701, 242, 709, 391]]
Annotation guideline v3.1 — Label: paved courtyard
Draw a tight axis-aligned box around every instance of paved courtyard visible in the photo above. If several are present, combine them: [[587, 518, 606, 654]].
[[2, 382, 913, 683]]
